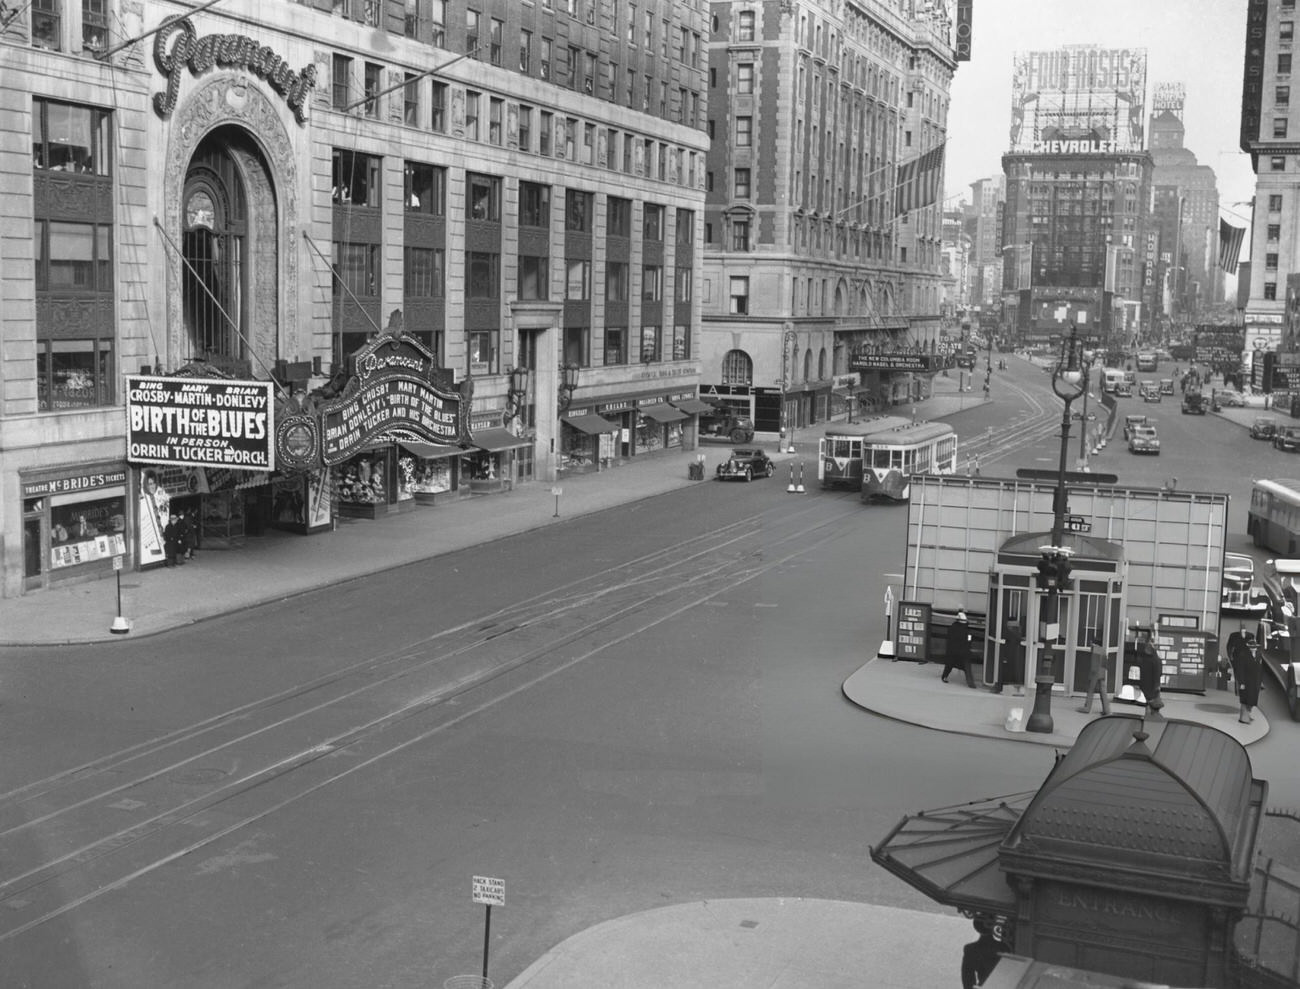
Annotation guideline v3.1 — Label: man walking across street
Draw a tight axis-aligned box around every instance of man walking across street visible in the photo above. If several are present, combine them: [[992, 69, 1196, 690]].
[[1077, 633, 1111, 715], [942, 610, 977, 687]]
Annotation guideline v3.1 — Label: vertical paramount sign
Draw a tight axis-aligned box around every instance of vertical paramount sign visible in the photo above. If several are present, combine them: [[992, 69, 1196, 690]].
[[126, 376, 275, 470]]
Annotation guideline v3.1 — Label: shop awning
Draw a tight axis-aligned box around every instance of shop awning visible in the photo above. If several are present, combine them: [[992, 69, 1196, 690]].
[[869, 791, 1031, 916], [469, 428, 533, 452], [400, 441, 463, 460], [671, 398, 715, 415], [563, 413, 619, 434], [640, 404, 688, 423]]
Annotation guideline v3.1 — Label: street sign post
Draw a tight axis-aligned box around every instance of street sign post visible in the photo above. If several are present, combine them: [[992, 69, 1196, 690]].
[[1064, 515, 1092, 533], [879, 585, 896, 658], [110, 555, 130, 634], [471, 875, 505, 980]]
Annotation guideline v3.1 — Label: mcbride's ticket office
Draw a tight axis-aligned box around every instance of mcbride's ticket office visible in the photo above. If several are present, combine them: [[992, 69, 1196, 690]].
[[20, 462, 129, 592]]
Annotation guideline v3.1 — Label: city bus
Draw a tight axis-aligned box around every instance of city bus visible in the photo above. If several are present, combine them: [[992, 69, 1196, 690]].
[[858, 420, 959, 502], [1248, 478, 1300, 555], [818, 417, 913, 490]]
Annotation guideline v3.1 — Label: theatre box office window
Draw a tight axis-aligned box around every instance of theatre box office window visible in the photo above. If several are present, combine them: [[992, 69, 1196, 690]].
[[22, 463, 129, 591]]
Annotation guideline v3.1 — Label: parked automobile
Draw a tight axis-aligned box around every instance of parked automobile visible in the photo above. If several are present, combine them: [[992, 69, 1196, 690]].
[[1215, 389, 1247, 408], [1181, 390, 1207, 415], [1140, 381, 1162, 403], [1250, 417, 1279, 441], [1160, 378, 1175, 395], [1128, 424, 1161, 454], [1275, 426, 1300, 452], [715, 447, 775, 481], [1222, 552, 1269, 615], [1122, 413, 1149, 440], [699, 406, 756, 444]]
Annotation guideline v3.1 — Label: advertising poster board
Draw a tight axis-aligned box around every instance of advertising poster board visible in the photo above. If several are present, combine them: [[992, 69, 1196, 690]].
[[127, 376, 274, 471], [895, 602, 932, 662], [1009, 46, 1147, 155]]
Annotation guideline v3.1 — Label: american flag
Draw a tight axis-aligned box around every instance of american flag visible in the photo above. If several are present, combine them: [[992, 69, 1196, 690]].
[[1218, 219, 1246, 274]]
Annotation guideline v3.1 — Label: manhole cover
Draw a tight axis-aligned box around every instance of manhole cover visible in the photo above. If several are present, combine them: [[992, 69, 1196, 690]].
[[169, 768, 229, 785]]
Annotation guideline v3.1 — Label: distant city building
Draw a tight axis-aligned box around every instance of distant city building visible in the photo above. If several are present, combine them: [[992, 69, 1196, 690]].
[[1001, 46, 1153, 349], [1239, 0, 1297, 377], [1148, 82, 1224, 324], [966, 176, 1004, 313], [702, 0, 959, 427]]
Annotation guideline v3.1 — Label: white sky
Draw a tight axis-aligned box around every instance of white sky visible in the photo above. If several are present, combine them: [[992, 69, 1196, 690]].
[[944, 0, 1256, 228]]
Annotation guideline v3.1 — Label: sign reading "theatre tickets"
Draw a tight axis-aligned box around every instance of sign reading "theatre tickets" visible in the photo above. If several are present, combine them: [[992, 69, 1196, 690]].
[[126, 376, 274, 471]]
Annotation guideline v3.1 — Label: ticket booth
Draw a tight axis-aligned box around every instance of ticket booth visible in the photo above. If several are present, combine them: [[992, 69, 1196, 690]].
[[983, 531, 1126, 695], [872, 715, 1271, 987]]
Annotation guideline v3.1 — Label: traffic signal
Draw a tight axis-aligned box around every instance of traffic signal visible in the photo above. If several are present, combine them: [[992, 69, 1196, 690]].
[[1036, 556, 1056, 591], [1056, 555, 1073, 590]]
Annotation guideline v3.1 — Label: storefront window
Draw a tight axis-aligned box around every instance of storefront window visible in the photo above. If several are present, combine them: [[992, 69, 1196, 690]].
[[50, 491, 126, 570], [402, 455, 454, 496], [560, 423, 595, 470], [338, 450, 390, 505], [636, 416, 663, 453]]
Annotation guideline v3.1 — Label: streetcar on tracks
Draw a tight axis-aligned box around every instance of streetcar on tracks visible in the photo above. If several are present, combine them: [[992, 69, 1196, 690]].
[[819, 417, 959, 502]]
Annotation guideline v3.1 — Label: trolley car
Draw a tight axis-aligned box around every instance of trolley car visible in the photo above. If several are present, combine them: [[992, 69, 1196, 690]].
[[818, 417, 913, 490]]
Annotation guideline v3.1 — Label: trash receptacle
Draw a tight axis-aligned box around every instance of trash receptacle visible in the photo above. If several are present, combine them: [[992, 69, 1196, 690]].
[[1003, 689, 1028, 733]]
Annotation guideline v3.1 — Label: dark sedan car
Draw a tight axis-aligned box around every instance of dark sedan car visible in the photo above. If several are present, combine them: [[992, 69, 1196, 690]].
[[715, 447, 775, 481], [1276, 426, 1300, 452], [1251, 417, 1279, 441]]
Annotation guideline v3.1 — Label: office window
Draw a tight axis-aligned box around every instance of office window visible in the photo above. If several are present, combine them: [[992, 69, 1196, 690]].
[[1269, 223, 1282, 240], [32, 99, 110, 174], [604, 326, 627, 365], [627, 2, 636, 43], [466, 172, 500, 221], [644, 204, 663, 241], [32, 0, 60, 50], [519, 181, 550, 227], [564, 326, 589, 366], [518, 255, 548, 300], [606, 261, 629, 301], [640, 324, 661, 362], [430, 0, 446, 46], [467, 8, 480, 57], [675, 266, 691, 302], [734, 168, 750, 198], [363, 62, 381, 117], [541, 38, 552, 80], [1273, 156, 1287, 171], [1283, 21, 1295, 41], [737, 10, 754, 41], [404, 246, 445, 298], [431, 83, 447, 132], [721, 349, 752, 384], [1271, 194, 1284, 210], [564, 117, 577, 159], [566, 259, 591, 299], [1281, 53, 1293, 74], [566, 190, 592, 231], [644, 74, 652, 111], [35, 220, 111, 291], [729, 276, 749, 314], [583, 122, 595, 163], [468, 330, 497, 372], [403, 73, 420, 126], [520, 29, 532, 73], [1266, 282, 1278, 300], [466, 251, 499, 298], [731, 219, 750, 251], [676, 208, 694, 245], [1279, 85, 1292, 106], [489, 97, 503, 145], [489, 17, 503, 65], [82, 0, 107, 52], [332, 150, 381, 206], [584, 51, 596, 95], [642, 265, 661, 301], [540, 110, 552, 154], [518, 104, 533, 152], [607, 197, 631, 237], [737, 63, 754, 93], [567, 45, 581, 89], [36, 339, 114, 410], [465, 91, 480, 140], [333, 241, 379, 297], [1268, 252, 1280, 270], [404, 162, 445, 214], [627, 67, 636, 104], [672, 323, 690, 360], [332, 54, 352, 110], [1276, 118, 1289, 138]]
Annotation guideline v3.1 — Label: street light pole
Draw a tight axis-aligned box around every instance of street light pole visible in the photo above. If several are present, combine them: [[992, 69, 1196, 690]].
[[1026, 326, 1087, 734]]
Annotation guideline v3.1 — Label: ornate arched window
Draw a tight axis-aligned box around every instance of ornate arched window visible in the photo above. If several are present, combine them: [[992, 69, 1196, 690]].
[[182, 136, 249, 358], [721, 349, 753, 386]]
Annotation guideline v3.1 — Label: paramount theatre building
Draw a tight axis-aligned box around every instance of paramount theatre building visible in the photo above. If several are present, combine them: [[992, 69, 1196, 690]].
[[1, 0, 709, 598]]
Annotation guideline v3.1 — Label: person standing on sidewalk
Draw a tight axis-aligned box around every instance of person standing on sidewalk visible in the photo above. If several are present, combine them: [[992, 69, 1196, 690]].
[[1231, 630, 1263, 724], [1077, 633, 1111, 715], [942, 610, 977, 687]]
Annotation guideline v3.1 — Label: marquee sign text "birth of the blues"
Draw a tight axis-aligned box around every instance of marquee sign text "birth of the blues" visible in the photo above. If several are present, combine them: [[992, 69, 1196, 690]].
[[126, 376, 275, 470]]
